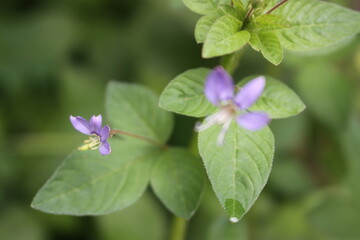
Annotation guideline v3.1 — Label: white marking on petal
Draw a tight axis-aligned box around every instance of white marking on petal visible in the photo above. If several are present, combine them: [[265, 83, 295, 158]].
[[217, 118, 232, 146], [195, 111, 221, 132]]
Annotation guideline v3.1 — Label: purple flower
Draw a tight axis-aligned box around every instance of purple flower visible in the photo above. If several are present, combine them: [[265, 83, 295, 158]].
[[70, 115, 111, 156], [196, 66, 270, 145]]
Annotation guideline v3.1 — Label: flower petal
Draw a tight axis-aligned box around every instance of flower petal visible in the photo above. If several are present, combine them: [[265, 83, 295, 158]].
[[89, 115, 102, 133], [100, 125, 111, 142], [99, 141, 111, 156], [234, 76, 265, 109], [236, 112, 270, 131], [70, 116, 91, 135], [205, 66, 234, 106]]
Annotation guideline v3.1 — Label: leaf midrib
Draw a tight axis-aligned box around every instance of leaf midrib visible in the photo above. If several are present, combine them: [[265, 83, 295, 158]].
[[33, 148, 157, 206], [278, 21, 360, 30]]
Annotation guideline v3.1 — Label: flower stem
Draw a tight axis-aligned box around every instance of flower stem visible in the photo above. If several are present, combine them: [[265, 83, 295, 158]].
[[169, 216, 187, 240], [221, 49, 244, 75], [243, 6, 254, 25], [265, 0, 288, 14], [110, 129, 168, 149]]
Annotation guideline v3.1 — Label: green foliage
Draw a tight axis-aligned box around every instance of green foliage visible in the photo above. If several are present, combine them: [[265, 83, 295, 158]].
[[304, 114, 360, 239], [198, 122, 275, 220], [4, 0, 360, 238], [241, 76, 305, 118], [269, 158, 314, 197], [151, 148, 206, 219], [308, 188, 360, 239], [186, 0, 360, 65], [273, 0, 360, 51], [160, 71, 305, 119], [195, 6, 244, 44], [0, 207, 46, 240], [33, 82, 206, 219], [207, 217, 249, 240], [258, 32, 283, 65], [295, 61, 353, 130], [182, 0, 231, 15], [32, 140, 159, 215], [202, 16, 250, 58], [249, 33, 261, 51], [195, 15, 220, 44], [159, 68, 216, 117], [97, 194, 167, 240], [106, 82, 174, 143], [248, 14, 291, 33], [343, 115, 360, 188]]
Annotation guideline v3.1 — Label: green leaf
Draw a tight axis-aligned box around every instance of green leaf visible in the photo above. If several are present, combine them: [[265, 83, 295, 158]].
[[220, 5, 244, 21], [31, 139, 160, 215], [198, 122, 275, 221], [238, 0, 249, 8], [195, 15, 219, 43], [261, 0, 278, 14], [98, 193, 166, 240], [106, 82, 173, 143], [195, 6, 244, 43], [232, 0, 246, 13], [308, 187, 360, 239], [249, 32, 261, 51], [240, 75, 305, 119], [343, 115, 360, 189], [183, 0, 231, 15], [294, 61, 352, 129], [160, 71, 305, 119], [248, 14, 291, 33], [0, 207, 46, 240], [159, 68, 216, 117], [151, 148, 206, 219], [269, 158, 314, 196], [273, 0, 360, 51], [258, 32, 283, 65], [202, 15, 250, 58]]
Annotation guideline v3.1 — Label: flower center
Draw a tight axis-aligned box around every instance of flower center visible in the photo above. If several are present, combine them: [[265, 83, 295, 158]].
[[78, 134, 101, 151], [217, 102, 237, 123]]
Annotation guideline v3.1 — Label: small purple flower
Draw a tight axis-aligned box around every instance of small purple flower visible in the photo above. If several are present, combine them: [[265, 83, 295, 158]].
[[70, 115, 111, 156], [196, 66, 270, 145]]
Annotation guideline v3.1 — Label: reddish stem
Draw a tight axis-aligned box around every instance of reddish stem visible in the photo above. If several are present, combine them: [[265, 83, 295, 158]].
[[265, 0, 288, 14], [110, 129, 168, 149]]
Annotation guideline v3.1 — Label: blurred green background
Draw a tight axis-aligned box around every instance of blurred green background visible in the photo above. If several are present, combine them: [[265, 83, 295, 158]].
[[0, 0, 359, 239]]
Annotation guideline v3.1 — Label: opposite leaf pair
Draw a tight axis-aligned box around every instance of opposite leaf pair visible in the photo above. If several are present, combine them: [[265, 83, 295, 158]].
[[160, 66, 305, 221], [196, 66, 270, 145], [33, 66, 305, 222], [190, 0, 360, 64], [194, 0, 290, 64], [70, 67, 270, 153], [32, 82, 206, 220]]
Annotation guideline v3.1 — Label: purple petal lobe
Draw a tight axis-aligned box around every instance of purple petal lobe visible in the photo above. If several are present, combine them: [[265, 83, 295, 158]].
[[89, 115, 102, 133], [236, 112, 270, 131], [100, 125, 111, 142], [205, 66, 234, 106], [99, 141, 111, 156], [70, 116, 91, 135], [234, 76, 265, 109]]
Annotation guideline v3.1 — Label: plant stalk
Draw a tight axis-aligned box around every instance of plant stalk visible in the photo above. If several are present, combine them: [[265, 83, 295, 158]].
[[169, 216, 187, 240], [265, 0, 288, 14], [110, 129, 167, 149], [220, 49, 244, 75], [243, 6, 254, 24]]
